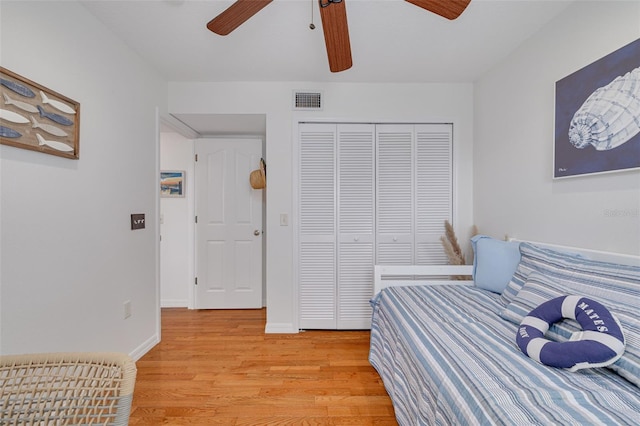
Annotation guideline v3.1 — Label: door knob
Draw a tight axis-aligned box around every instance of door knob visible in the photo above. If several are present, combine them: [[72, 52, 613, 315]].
[[254, 229, 261, 236]]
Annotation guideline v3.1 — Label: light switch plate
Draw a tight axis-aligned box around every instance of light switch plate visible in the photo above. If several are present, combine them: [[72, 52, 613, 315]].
[[131, 213, 145, 230]]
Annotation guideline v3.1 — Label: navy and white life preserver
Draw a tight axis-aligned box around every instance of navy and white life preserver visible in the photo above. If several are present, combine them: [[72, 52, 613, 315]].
[[516, 295, 625, 372]]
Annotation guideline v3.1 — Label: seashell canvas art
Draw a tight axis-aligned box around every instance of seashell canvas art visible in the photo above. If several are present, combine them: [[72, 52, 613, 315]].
[[555, 38, 640, 178], [568, 67, 640, 151]]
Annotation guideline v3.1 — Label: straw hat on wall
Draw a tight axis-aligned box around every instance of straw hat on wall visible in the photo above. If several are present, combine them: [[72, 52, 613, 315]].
[[250, 158, 266, 189]]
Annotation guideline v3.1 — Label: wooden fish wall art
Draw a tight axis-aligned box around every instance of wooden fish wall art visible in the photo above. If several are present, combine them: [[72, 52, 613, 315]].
[[0, 67, 80, 159]]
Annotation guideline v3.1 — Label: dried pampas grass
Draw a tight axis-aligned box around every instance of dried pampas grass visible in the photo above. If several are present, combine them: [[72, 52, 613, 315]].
[[441, 220, 477, 280], [441, 220, 465, 265]]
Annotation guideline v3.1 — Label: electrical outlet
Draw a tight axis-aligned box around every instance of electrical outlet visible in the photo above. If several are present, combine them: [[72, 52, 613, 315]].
[[123, 300, 132, 319]]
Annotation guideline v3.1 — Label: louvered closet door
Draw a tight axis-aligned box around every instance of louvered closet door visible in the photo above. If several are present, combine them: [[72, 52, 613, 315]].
[[415, 124, 452, 264], [376, 124, 415, 267], [298, 124, 337, 329], [337, 124, 375, 329], [298, 122, 453, 330]]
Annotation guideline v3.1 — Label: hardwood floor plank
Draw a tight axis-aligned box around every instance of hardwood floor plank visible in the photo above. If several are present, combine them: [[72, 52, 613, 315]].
[[130, 308, 397, 425]]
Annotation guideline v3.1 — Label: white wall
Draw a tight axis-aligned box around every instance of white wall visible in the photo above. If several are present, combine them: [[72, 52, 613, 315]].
[[160, 132, 193, 307], [474, 1, 640, 255], [0, 1, 165, 357], [169, 82, 475, 332]]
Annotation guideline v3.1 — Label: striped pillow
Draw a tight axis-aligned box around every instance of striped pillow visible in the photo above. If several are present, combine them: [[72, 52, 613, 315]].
[[499, 243, 585, 306], [501, 272, 580, 341], [500, 266, 640, 386]]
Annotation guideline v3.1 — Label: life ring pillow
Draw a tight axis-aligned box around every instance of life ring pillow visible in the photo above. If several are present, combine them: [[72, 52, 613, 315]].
[[516, 295, 625, 372]]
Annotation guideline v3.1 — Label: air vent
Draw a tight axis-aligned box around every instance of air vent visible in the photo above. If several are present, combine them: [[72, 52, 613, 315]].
[[293, 91, 323, 110]]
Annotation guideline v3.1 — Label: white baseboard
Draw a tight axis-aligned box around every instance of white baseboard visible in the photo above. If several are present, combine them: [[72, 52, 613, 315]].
[[161, 299, 188, 308], [129, 333, 159, 361], [264, 322, 298, 334]]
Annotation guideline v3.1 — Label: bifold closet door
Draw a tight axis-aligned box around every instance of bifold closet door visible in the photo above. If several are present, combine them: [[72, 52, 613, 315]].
[[415, 124, 453, 265], [298, 123, 375, 329], [376, 124, 415, 267], [336, 124, 375, 329], [298, 123, 337, 329], [298, 122, 452, 330], [375, 124, 453, 268]]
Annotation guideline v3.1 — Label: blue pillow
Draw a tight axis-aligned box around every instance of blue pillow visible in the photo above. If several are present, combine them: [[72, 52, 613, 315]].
[[471, 235, 521, 294]]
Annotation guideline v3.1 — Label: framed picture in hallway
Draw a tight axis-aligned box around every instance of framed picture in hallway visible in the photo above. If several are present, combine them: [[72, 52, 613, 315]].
[[160, 170, 185, 197], [554, 38, 640, 178]]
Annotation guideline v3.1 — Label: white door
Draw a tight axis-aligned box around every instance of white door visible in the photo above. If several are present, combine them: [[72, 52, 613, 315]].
[[414, 124, 453, 265], [194, 139, 263, 309], [376, 124, 415, 267], [297, 122, 453, 329], [298, 123, 337, 328], [375, 124, 453, 267], [297, 123, 375, 329], [336, 124, 375, 329]]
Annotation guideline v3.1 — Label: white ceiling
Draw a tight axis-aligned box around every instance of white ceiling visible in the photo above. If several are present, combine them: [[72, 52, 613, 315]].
[[81, 0, 576, 135]]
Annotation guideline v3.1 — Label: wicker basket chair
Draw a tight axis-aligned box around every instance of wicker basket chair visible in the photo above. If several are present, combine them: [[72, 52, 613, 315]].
[[0, 352, 136, 425]]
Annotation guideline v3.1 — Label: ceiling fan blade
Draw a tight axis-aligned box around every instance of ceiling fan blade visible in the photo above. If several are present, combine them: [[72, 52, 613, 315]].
[[405, 0, 471, 20], [207, 0, 273, 35], [319, 0, 352, 73]]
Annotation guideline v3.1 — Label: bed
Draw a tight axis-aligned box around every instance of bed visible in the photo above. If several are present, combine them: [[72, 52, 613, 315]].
[[369, 238, 640, 425]]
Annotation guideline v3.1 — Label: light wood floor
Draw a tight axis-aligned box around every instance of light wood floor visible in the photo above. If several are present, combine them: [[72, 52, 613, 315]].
[[129, 308, 397, 425]]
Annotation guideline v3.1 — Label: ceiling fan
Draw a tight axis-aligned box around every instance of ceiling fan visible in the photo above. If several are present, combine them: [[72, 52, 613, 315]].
[[206, 0, 471, 73]]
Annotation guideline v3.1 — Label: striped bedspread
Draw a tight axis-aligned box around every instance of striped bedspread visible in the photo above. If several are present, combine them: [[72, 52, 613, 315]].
[[369, 285, 640, 425]]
